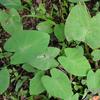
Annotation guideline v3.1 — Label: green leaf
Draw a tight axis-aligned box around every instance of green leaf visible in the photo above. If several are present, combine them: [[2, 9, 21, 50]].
[[37, 20, 55, 33], [87, 69, 100, 93], [0, 67, 10, 94], [68, 93, 79, 100], [0, 9, 23, 34], [4, 30, 50, 64], [65, 4, 100, 49], [58, 47, 91, 76], [22, 64, 35, 72], [0, 0, 22, 10], [54, 23, 65, 42], [15, 77, 27, 92], [65, 4, 90, 41], [30, 71, 45, 95], [85, 13, 100, 49], [64, 46, 84, 58], [42, 68, 73, 99], [68, 0, 89, 3], [29, 47, 60, 70], [91, 49, 100, 61]]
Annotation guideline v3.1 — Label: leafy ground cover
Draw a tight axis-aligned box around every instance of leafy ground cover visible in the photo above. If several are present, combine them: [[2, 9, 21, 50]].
[[0, 0, 100, 100]]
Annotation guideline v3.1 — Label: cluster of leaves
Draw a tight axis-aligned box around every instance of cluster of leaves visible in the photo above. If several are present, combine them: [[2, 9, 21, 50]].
[[0, 0, 100, 99]]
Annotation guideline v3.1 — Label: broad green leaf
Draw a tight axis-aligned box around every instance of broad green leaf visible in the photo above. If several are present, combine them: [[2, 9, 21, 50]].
[[87, 69, 100, 93], [4, 30, 50, 64], [30, 71, 45, 95], [68, 0, 89, 3], [65, 4, 100, 49], [85, 13, 100, 49], [0, 0, 22, 10], [29, 47, 60, 70], [42, 68, 73, 99], [54, 23, 65, 42], [58, 56, 90, 76], [0, 9, 23, 34], [58, 47, 91, 76], [65, 4, 90, 41], [0, 67, 10, 94], [91, 49, 100, 61], [37, 20, 55, 33]]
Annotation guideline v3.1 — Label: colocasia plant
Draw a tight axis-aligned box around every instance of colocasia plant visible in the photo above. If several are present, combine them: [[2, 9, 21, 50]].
[[0, 0, 100, 99]]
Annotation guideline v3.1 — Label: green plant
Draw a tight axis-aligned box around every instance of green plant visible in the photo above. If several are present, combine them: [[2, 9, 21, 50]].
[[87, 69, 100, 93], [58, 47, 91, 76], [0, 67, 10, 94], [64, 3, 100, 49], [0, 1, 100, 99], [0, 9, 23, 34]]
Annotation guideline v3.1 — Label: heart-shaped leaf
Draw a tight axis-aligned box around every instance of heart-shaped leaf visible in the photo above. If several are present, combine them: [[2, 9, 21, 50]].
[[0, 67, 10, 94], [29, 47, 60, 70], [87, 69, 100, 93], [30, 71, 45, 95], [4, 30, 50, 64], [85, 13, 100, 49], [65, 4, 90, 42], [58, 47, 91, 76], [65, 4, 100, 49], [42, 68, 73, 99]]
